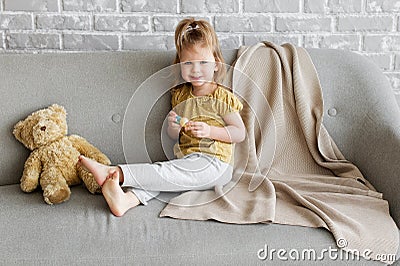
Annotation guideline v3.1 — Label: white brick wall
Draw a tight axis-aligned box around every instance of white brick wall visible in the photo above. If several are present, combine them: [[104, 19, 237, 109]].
[[1, 0, 400, 103]]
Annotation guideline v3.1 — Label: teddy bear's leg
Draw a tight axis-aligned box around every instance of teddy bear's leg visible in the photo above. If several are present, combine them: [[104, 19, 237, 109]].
[[77, 164, 102, 194], [40, 167, 71, 204]]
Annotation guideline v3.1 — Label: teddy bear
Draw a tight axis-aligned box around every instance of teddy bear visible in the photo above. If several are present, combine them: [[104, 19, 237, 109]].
[[13, 104, 111, 205]]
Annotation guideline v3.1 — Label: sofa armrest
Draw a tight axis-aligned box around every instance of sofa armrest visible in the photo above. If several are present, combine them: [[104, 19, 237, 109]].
[[354, 118, 400, 228], [308, 48, 400, 227]]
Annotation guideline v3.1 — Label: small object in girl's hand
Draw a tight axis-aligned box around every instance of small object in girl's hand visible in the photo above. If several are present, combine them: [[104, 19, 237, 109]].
[[176, 115, 189, 127]]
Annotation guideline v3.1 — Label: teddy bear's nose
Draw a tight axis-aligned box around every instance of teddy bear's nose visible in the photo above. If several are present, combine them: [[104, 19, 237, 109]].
[[40, 126, 46, 131]]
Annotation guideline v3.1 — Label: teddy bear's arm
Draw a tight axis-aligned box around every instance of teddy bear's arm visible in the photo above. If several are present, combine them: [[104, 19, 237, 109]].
[[69, 135, 111, 165], [20, 150, 42, 193]]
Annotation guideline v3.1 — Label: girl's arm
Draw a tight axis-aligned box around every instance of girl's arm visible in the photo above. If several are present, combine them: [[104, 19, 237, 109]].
[[186, 112, 246, 143]]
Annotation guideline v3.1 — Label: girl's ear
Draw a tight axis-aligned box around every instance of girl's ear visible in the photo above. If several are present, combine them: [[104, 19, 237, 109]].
[[214, 59, 220, 72]]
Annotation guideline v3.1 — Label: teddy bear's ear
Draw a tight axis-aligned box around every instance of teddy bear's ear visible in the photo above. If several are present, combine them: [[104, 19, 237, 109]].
[[13, 120, 24, 142], [49, 104, 67, 117], [13, 119, 34, 150]]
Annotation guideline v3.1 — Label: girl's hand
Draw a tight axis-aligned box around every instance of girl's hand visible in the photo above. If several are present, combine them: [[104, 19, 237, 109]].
[[167, 110, 182, 140], [186, 121, 211, 138], [168, 111, 181, 130]]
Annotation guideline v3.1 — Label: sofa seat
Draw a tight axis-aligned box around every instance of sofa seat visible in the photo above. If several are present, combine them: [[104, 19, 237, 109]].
[[0, 184, 397, 265]]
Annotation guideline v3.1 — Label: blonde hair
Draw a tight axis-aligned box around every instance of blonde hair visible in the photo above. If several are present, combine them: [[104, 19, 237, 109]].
[[174, 18, 226, 84]]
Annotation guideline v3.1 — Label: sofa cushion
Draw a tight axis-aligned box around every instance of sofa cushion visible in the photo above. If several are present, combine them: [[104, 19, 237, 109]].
[[0, 52, 175, 186], [0, 184, 395, 265], [0, 50, 236, 187]]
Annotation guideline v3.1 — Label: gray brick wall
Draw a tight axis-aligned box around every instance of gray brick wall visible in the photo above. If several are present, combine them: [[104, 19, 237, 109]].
[[1, 0, 400, 104]]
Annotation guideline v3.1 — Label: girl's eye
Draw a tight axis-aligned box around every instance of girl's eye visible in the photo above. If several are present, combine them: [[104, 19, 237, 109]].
[[200, 61, 208, 64], [183, 61, 192, 65]]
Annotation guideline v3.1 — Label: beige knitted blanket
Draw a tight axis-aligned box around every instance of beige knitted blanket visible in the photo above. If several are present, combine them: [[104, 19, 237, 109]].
[[160, 42, 399, 264]]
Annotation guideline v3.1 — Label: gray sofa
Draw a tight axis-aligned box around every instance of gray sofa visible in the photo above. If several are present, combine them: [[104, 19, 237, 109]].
[[0, 48, 399, 265]]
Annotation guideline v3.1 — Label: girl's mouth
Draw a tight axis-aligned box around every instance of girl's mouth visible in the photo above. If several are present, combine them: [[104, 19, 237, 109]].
[[190, 76, 208, 82]]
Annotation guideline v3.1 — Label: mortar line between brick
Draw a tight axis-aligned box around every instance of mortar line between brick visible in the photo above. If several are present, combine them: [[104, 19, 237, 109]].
[[118, 33, 122, 50], [390, 54, 395, 71], [299, 35, 304, 47], [359, 33, 364, 52], [148, 14, 153, 33], [331, 15, 337, 33], [58, 0, 62, 12], [270, 15, 275, 33], [1, 30, 5, 50], [8, 28, 173, 35], [59, 33, 63, 50], [361, 0, 366, 14], [31, 12, 36, 30], [384, 70, 400, 74], [299, 0, 304, 13], [177, 0, 181, 14], [153, 12, 315, 18], [392, 14, 398, 32], [116, 0, 121, 13], [90, 11, 95, 31]]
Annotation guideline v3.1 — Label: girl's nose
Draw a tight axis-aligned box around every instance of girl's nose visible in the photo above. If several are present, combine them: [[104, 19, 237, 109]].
[[191, 62, 201, 72]]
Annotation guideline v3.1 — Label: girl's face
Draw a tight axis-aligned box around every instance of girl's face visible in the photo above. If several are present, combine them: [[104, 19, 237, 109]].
[[179, 44, 219, 91]]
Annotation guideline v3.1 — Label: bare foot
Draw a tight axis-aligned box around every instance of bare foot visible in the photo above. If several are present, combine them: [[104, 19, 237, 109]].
[[102, 171, 140, 217], [78, 155, 121, 186]]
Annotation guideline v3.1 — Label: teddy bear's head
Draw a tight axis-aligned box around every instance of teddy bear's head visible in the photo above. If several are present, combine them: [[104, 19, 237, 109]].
[[13, 104, 68, 150]]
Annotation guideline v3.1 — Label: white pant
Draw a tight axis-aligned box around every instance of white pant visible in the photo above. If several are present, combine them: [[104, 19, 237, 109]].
[[119, 153, 233, 205]]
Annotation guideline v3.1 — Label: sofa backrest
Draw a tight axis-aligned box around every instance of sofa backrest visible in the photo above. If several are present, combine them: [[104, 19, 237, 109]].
[[0, 50, 236, 187]]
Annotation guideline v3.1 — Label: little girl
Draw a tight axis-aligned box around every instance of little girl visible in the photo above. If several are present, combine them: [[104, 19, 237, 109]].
[[79, 18, 245, 217]]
